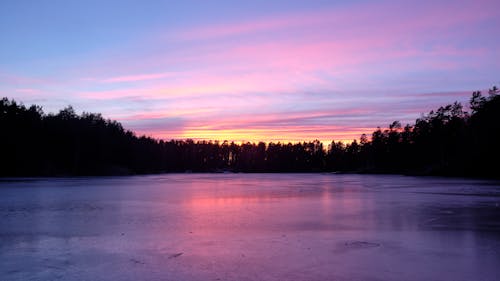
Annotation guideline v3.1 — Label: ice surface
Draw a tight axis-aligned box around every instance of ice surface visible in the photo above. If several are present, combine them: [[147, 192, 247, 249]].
[[1, 174, 499, 281]]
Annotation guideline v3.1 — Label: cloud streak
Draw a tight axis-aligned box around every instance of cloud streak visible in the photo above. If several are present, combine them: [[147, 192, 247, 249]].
[[2, 0, 500, 143], [101, 72, 179, 83]]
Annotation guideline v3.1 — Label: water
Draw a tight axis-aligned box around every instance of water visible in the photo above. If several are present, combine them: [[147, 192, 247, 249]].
[[1, 174, 499, 281]]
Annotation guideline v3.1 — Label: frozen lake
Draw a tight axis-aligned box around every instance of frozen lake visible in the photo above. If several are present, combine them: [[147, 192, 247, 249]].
[[1, 174, 499, 281]]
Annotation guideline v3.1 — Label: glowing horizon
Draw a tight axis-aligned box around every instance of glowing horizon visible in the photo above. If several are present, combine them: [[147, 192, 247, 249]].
[[1, 0, 499, 143]]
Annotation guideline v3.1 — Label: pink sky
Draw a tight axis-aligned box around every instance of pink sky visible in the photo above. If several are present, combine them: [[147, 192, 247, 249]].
[[1, 0, 499, 143]]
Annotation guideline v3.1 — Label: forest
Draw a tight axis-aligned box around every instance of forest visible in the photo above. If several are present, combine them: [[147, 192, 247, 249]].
[[1, 86, 499, 178]]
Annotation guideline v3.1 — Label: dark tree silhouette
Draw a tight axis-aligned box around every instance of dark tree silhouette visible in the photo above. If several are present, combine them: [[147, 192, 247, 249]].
[[1, 86, 499, 178]]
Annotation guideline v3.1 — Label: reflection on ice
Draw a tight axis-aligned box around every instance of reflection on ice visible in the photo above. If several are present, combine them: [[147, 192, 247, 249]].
[[0, 174, 499, 281]]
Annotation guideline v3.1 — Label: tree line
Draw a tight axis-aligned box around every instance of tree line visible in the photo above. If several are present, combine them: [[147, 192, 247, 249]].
[[1, 86, 498, 177]]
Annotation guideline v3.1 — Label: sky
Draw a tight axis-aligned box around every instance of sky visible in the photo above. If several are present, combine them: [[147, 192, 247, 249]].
[[1, 0, 499, 143]]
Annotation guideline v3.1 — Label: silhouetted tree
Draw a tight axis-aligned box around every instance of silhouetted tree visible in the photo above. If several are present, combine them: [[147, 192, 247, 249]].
[[1, 86, 499, 177]]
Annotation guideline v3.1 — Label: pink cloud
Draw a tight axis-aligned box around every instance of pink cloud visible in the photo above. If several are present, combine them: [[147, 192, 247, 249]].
[[77, 70, 328, 101], [111, 87, 475, 143], [69, 0, 497, 106], [15, 88, 40, 94], [178, 0, 499, 41], [177, 7, 362, 40], [118, 105, 399, 142], [5, 0, 497, 144], [101, 72, 179, 83]]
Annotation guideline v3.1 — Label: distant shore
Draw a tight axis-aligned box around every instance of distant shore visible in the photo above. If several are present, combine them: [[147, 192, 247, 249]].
[[1, 87, 499, 178]]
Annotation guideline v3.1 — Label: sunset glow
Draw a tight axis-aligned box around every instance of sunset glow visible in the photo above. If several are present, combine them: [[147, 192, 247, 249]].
[[1, 0, 499, 143]]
